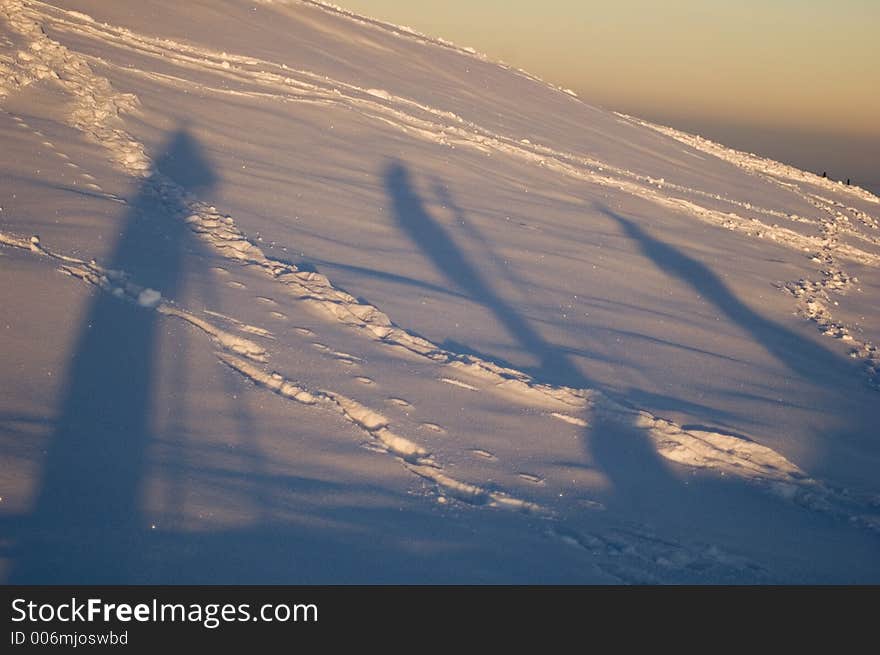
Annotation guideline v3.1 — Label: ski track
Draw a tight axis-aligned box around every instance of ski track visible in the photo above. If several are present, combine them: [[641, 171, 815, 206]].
[[3, 0, 880, 580]]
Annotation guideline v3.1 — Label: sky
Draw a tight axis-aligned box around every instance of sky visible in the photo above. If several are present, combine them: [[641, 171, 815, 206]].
[[338, 1, 880, 193]]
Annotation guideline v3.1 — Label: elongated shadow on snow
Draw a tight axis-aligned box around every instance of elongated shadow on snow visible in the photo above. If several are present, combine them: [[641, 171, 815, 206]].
[[598, 206, 856, 385], [7, 129, 217, 583], [3, 138, 531, 584], [383, 162, 688, 517], [381, 163, 878, 579], [384, 160, 587, 388], [595, 204, 879, 491]]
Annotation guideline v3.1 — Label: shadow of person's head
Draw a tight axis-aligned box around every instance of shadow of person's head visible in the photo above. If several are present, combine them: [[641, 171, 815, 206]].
[[155, 128, 218, 192]]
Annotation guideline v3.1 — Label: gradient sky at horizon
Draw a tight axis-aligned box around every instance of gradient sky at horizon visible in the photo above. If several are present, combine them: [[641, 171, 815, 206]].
[[339, 0, 879, 191], [340, 0, 878, 136]]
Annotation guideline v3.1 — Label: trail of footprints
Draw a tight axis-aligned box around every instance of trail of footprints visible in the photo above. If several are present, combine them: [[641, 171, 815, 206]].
[[781, 193, 880, 387], [218, 274, 459, 435], [5, 111, 107, 193]]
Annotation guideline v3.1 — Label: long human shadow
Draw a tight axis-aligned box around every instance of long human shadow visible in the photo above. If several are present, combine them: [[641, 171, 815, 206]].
[[381, 162, 879, 574], [8, 144, 567, 584], [587, 203, 880, 551], [8, 129, 217, 583], [384, 160, 586, 388], [431, 180, 532, 309], [384, 161, 692, 515], [597, 205, 857, 386], [385, 161, 728, 560], [595, 204, 880, 488]]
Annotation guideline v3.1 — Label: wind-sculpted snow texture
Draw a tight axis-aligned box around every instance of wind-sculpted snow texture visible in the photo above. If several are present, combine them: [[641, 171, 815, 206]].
[[1, 0, 879, 583]]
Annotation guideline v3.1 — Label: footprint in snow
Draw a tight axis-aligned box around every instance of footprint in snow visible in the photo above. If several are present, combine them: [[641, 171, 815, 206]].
[[421, 423, 445, 433], [355, 376, 374, 385], [226, 280, 246, 289], [256, 296, 277, 306], [386, 397, 412, 408], [517, 472, 544, 485], [470, 448, 497, 461], [269, 311, 287, 320]]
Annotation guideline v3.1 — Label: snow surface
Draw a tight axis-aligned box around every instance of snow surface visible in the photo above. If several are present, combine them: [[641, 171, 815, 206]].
[[1, 0, 878, 583]]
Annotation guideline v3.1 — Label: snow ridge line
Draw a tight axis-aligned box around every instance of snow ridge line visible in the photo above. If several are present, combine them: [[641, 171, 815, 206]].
[[279, 0, 493, 61], [298, 1, 585, 100], [3, 0, 879, 529], [270, 0, 584, 99], [17, 0, 880, 268], [624, 113, 880, 207], [626, 113, 880, 257]]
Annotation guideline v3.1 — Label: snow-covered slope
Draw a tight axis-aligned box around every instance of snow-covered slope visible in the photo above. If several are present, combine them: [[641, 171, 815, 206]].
[[1, 0, 878, 583]]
